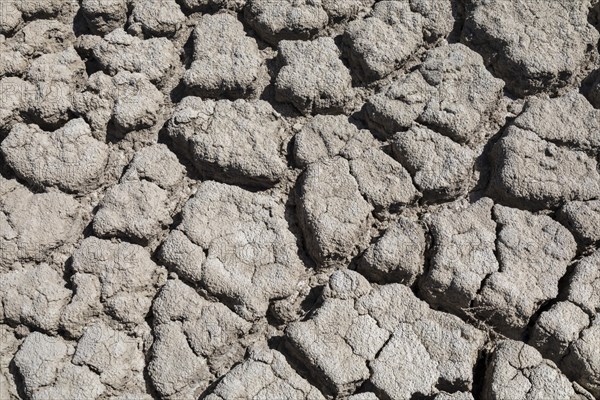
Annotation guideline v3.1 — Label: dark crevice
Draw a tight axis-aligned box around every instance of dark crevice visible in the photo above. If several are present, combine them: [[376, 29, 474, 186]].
[[352, 381, 379, 398], [197, 373, 227, 400], [72, 5, 90, 37], [448, 0, 467, 44], [471, 346, 489, 400], [411, 217, 434, 302], [270, 339, 333, 399], [8, 358, 28, 400], [522, 258, 581, 343]]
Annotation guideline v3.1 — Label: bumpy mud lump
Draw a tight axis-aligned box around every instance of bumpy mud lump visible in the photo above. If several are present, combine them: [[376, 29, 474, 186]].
[[60, 237, 167, 335], [14, 332, 105, 400], [1, 119, 109, 193], [160, 181, 305, 320], [463, 0, 599, 96], [167, 97, 289, 187], [530, 249, 600, 397], [365, 43, 504, 143], [296, 157, 373, 265], [293, 115, 374, 168], [93, 180, 173, 243], [483, 340, 588, 400], [0, 325, 21, 400], [73, 321, 149, 398], [370, 311, 484, 400], [0, 46, 28, 76], [293, 115, 418, 210], [120, 143, 187, 190], [130, 0, 186, 37], [81, 0, 128, 35], [509, 91, 600, 150], [343, 0, 453, 82], [286, 270, 485, 397], [349, 146, 419, 211], [559, 200, 600, 245], [0, 264, 70, 334], [184, 13, 265, 98], [563, 319, 600, 398], [358, 216, 426, 285], [420, 198, 498, 314], [73, 71, 164, 137], [205, 346, 326, 400], [0, 0, 72, 36], [276, 37, 353, 114], [587, 71, 600, 108], [490, 93, 600, 208], [0, 180, 86, 271], [149, 279, 253, 398], [181, 0, 247, 12], [5, 20, 75, 58], [0, 77, 33, 136], [244, 0, 329, 44], [491, 124, 600, 210], [321, 0, 374, 20], [91, 29, 178, 83], [420, 198, 577, 338], [530, 301, 591, 367], [473, 205, 577, 337], [92, 144, 186, 243], [24, 48, 86, 129], [393, 124, 476, 201]]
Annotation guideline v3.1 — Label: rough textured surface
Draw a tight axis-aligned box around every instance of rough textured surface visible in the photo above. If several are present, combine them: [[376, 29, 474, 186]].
[[286, 270, 485, 397], [130, 0, 186, 37], [393, 124, 476, 201], [0, 264, 70, 333], [358, 216, 426, 285], [558, 200, 600, 245], [149, 279, 253, 398], [483, 340, 583, 400], [463, 0, 599, 96], [420, 198, 498, 314], [184, 13, 265, 98], [91, 29, 179, 83], [161, 181, 306, 320], [1, 119, 109, 193], [473, 205, 577, 337], [60, 237, 167, 336], [93, 180, 173, 243], [2, 2, 600, 399], [529, 249, 600, 397], [491, 126, 600, 209], [276, 37, 353, 114], [343, 0, 453, 82], [24, 48, 85, 129], [167, 97, 289, 187], [293, 115, 418, 210], [365, 43, 504, 143], [14, 332, 105, 400], [205, 346, 326, 400], [296, 157, 373, 266], [81, 0, 128, 35], [0, 181, 86, 272], [244, 0, 329, 44], [73, 71, 164, 137]]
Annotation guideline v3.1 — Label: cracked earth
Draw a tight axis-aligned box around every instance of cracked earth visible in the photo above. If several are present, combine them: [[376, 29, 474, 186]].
[[0, 0, 600, 399]]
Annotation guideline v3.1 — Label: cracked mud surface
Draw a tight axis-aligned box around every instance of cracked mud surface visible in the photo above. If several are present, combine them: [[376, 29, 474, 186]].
[[0, 0, 599, 399]]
